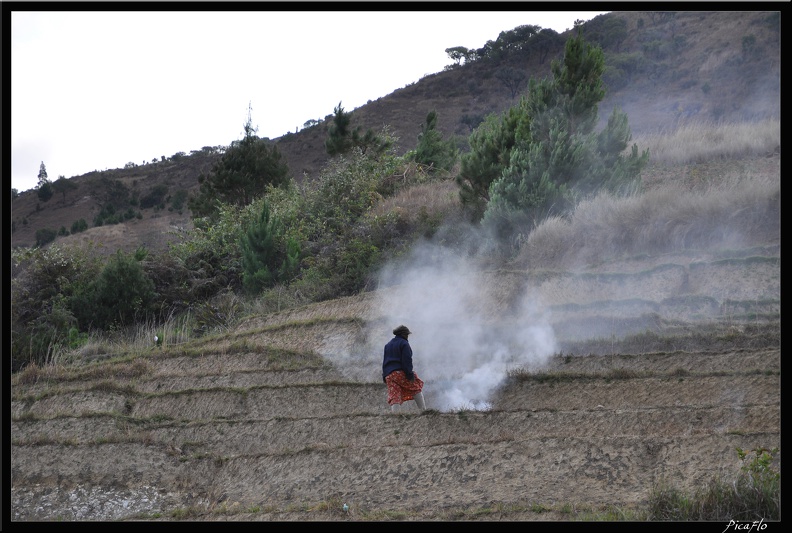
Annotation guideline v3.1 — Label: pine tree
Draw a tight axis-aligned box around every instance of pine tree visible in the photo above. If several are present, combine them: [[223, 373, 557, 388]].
[[189, 104, 290, 219], [37, 161, 49, 187], [325, 102, 391, 157], [325, 102, 354, 156], [36, 161, 54, 202], [455, 102, 531, 218], [73, 250, 156, 330], [414, 110, 458, 172], [480, 30, 648, 235], [240, 201, 300, 294]]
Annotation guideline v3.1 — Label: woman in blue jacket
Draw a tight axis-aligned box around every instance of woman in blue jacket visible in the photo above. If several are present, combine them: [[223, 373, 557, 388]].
[[382, 325, 426, 413]]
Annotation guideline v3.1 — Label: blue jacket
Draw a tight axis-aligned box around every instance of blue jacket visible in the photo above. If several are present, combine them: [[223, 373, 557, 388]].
[[382, 335, 414, 381]]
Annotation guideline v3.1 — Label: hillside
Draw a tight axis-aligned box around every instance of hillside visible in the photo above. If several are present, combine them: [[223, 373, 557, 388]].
[[9, 10, 780, 253], [10, 236, 780, 520], [9, 10, 781, 522]]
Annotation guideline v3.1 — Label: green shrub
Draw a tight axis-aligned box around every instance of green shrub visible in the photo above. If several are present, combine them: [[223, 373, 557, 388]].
[[35, 228, 57, 247], [71, 250, 156, 330], [71, 219, 88, 233], [170, 189, 188, 210], [240, 200, 300, 294], [647, 447, 780, 520], [414, 110, 458, 172], [11, 245, 102, 370], [140, 184, 169, 209], [169, 201, 252, 298], [67, 327, 89, 349]]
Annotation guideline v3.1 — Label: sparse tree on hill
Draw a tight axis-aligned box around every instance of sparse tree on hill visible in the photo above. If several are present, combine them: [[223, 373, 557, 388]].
[[71, 219, 88, 234], [37, 161, 49, 187], [52, 175, 77, 202], [36, 161, 53, 202], [531, 28, 563, 64], [97, 176, 130, 209], [37, 182, 53, 203], [414, 110, 458, 172], [445, 46, 469, 67], [495, 67, 527, 99], [325, 102, 391, 157], [325, 102, 355, 156], [496, 24, 542, 53]]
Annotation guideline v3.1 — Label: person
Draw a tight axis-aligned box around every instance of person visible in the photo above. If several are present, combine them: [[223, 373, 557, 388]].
[[382, 325, 426, 413]]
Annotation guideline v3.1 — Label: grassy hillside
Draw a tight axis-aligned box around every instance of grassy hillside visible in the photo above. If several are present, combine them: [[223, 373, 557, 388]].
[[10, 11, 780, 253], [10, 89, 781, 527], [10, 138, 780, 517], [9, 10, 781, 376]]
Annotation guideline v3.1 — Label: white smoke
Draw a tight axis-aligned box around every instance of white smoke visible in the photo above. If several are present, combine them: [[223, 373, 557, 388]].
[[370, 236, 557, 412]]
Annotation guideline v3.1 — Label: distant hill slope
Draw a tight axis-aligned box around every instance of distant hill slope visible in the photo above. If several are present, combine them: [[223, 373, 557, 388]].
[[10, 10, 780, 253]]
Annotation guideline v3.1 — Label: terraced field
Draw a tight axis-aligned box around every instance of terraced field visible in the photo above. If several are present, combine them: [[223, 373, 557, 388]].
[[10, 244, 780, 521]]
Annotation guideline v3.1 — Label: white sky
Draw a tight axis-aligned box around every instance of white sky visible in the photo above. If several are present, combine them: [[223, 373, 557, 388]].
[[10, 10, 607, 193]]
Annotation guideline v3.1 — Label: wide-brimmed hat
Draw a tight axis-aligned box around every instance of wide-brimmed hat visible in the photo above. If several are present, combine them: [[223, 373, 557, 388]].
[[393, 325, 412, 336]]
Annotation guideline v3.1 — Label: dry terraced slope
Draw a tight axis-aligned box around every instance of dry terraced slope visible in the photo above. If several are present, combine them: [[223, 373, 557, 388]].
[[10, 243, 780, 521]]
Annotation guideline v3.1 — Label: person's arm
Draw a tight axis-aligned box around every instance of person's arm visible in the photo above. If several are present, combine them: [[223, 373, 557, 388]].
[[402, 342, 415, 380]]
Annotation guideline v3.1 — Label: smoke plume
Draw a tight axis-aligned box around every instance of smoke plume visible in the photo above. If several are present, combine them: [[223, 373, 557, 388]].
[[369, 234, 557, 412]]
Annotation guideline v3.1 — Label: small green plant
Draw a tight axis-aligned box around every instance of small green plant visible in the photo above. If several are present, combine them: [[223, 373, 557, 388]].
[[530, 502, 550, 513], [647, 446, 780, 520], [736, 446, 780, 489]]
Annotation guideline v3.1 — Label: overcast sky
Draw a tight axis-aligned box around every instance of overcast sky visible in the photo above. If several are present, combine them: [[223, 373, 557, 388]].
[[10, 9, 607, 192]]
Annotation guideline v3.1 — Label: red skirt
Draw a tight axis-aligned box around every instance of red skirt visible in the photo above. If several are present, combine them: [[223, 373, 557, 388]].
[[385, 370, 424, 405]]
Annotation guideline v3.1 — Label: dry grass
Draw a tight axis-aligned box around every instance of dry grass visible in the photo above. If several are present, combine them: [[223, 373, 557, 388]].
[[368, 178, 462, 221], [10, 358, 152, 401], [515, 170, 778, 270], [632, 118, 779, 165], [512, 120, 779, 270]]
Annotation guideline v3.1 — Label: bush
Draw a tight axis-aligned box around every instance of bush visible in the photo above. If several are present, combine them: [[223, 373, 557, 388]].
[[240, 200, 300, 294], [71, 219, 88, 234], [35, 228, 57, 247], [414, 110, 458, 172], [647, 447, 780, 520], [11, 244, 102, 370], [71, 250, 157, 330], [170, 189, 188, 211], [169, 201, 252, 299], [37, 182, 54, 202], [140, 184, 169, 209]]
